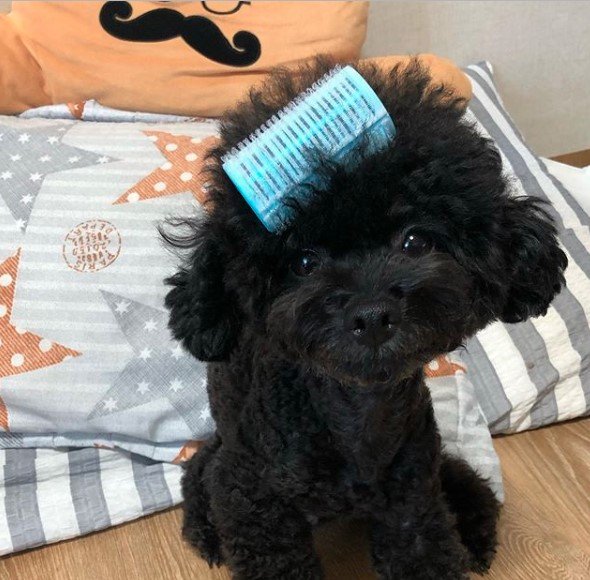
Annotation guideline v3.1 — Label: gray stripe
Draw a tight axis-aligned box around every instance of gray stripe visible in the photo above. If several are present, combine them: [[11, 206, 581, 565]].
[[504, 322, 559, 427], [4, 448, 45, 551], [130, 454, 173, 513], [460, 337, 512, 433], [469, 86, 590, 412], [468, 63, 525, 139], [0, 433, 24, 448], [466, 66, 590, 227], [549, 279, 590, 411], [68, 448, 111, 534], [465, 69, 590, 424], [457, 72, 565, 424]]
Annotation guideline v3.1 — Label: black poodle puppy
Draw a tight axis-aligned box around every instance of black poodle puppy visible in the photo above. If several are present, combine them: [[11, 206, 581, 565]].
[[163, 58, 567, 580]]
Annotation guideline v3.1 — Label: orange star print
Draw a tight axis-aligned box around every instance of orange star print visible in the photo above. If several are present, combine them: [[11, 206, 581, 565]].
[[0, 398, 7, 431], [0, 250, 81, 430], [113, 131, 220, 205], [172, 439, 204, 464], [424, 355, 466, 379]]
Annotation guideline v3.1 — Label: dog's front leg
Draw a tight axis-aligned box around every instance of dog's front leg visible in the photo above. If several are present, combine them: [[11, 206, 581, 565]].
[[370, 490, 469, 580], [182, 435, 224, 566], [210, 454, 323, 580]]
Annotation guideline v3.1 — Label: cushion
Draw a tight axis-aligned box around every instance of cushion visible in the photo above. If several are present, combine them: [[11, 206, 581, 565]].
[[459, 62, 590, 433], [543, 158, 590, 218], [0, 4, 475, 117], [1, 1, 368, 116], [0, 113, 216, 462]]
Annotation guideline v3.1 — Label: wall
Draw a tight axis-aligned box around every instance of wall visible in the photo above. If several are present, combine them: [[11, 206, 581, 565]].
[[364, 1, 590, 157]]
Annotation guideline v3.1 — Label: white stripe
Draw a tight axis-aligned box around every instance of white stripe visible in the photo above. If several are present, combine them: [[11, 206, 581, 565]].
[[468, 98, 590, 425], [467, 104, 587, 426], [23, 361, 125, 373], [20, 280, 164, 292], [466, 65, 505, 106], [31, 210, 171, 222], [17, 300, 111, 313], [161, 462, 183, 504], [470, 111, 590, 302], [74, 167, 202, 176], [530, 304, 585, 422], [98, 449, 144, 526], [470, 83, 583, 228], [52, 342, 129, 353], [44, 177, 156, 188], [21, 194, 193, 209], [454, 452, 500, 469], [70, 145, 163, 153], [20, 262, 172, 276], [26, 225, 159, 238], [551, 244, 590, 418], [17, 371, 123, 388], [20, 319, 119, 332], [13, 245, 173, 257], [34, 449, 80, 544], [476, 323, 537, 431], [0, 456, 13, 554]]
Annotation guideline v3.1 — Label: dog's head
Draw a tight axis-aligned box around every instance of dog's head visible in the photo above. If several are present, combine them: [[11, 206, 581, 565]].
[[163, 59, 567, 385]]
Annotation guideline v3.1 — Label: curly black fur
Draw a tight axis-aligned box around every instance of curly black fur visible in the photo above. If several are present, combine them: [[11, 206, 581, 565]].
[[163, 58, 567, 580]]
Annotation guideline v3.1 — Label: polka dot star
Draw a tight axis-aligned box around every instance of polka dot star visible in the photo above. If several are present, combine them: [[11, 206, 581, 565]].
[[0, 250, 81, 429], [0, 397, 7, 431], [113, 131, 220, 205], [172, 439, 205, 464], [424, 355, 466, 379]]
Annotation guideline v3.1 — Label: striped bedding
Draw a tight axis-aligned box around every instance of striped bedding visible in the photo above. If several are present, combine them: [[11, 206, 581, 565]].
[[0, 368, 501, 555], [460, 62, 590, 433], [2, 60, 585, 554], [0, 97, 503, 555], [0, 447, 181, 554]]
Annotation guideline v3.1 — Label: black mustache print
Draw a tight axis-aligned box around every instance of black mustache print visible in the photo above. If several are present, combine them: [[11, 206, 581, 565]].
[[99, 1, 261, 67]]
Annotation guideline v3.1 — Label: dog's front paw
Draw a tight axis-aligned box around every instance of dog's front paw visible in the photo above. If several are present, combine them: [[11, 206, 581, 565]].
[[466, 541, 496, 575], [182, 521, 224, 567], [458, 502, 499, 574], [233, 559, 324, 580], [372, 524, 470, 580], [376, 560, 469, 580]]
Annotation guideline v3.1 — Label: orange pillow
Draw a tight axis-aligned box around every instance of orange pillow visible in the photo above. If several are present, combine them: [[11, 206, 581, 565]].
[[1, 1, 368, 116], [0, 2, 471, 117]]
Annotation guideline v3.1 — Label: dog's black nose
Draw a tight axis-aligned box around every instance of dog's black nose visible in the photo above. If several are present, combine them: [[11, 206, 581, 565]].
[[345, 300, 400, 347]]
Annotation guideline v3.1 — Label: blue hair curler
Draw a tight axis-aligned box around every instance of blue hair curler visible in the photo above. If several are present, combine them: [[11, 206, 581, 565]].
[[222, 66, 396, 232]]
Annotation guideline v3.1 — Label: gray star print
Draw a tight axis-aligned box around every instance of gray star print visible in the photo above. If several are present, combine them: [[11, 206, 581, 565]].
[[88, 290, 212, 435], [0, 124, 114, 232]]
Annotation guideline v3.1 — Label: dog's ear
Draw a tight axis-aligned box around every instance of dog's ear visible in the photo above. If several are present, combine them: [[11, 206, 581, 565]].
[[164, 233, 242, 361], [499, 197, 567, 323]]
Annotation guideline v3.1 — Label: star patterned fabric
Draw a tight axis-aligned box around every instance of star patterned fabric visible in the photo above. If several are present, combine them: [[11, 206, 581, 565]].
[[112, 131, 220, 205], [0, 115, 221, 460], [89, 291, 211, 435], [0, 250, 81, 429], [0, 124, 113, 232], [424, 355, 466, 378]]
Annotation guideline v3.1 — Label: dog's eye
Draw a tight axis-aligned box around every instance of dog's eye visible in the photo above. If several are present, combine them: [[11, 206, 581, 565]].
[[291, 250, 321, 277], [402, 232, 432, 257]]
